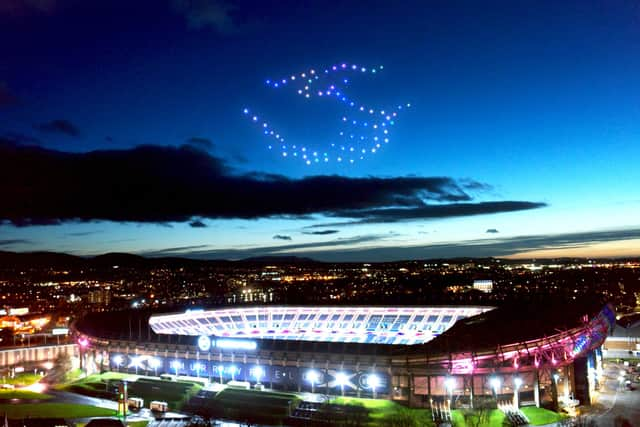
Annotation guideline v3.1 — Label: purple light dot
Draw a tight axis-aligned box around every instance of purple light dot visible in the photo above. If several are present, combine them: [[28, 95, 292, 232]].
[[341, 63, 347, 68], [332, 65, 337, 70], [282, 79, 286, 84]]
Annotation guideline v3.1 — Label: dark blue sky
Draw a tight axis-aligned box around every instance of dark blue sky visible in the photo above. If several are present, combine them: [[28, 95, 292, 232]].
[[1, 0, 639, 260]]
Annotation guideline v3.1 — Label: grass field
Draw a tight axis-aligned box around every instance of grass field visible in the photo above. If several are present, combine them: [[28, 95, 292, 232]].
[[521, 406, 565, 425], [0, 403, 116, 419], [59, 372, 201, 411], [332, 396, 434, 426], [215, 387, 299, 421], [1, 373, 43, 386], [0, 389, 52, 400]]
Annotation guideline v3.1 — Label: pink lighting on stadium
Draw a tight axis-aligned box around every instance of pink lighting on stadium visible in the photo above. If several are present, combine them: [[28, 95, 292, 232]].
[[78, 338, 89, 348]]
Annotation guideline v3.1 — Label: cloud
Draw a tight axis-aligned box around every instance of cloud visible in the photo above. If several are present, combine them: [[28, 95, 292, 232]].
[[143, 244, 211, 257], [189, 219, 207, 228], [65, 230, 102, 237], [0, 83, 18, 108], [0, 142, 545, 227], [170, 227, 640, 262], [303, 230, 340, 235], [486, 228, 499, 233], [273, 234, 292, 241], [185, 137, 214, 150], [35, 119, 80, 137], [311, 202, 546, 227], [0, 239, 29, 247], [143, 234, 392, 259], [171, 0, 237, 33]]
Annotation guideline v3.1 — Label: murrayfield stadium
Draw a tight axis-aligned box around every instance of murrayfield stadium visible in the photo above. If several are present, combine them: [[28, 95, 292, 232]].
[[74, 302, 615, 409]]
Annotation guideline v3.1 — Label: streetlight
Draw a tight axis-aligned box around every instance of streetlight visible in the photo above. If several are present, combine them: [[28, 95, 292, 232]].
[[171, 360, 181, 378], [113, 355, 123, 372], [229, 365, 238, 381], [306, 370, 320, 393], [336, 372, 348, 397], [149, 357, 161, 377], [513, 377, 522, 408], [253, 366, 264, 385], [490, 377, 501, 399], [368, 373, 381, 399]]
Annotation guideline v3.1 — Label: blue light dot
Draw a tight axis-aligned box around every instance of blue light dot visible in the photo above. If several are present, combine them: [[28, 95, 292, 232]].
[[384, 138, 389, 143], [266, 80, 271, 84], [361, 67, 366, 72], [352, 65, 357, 69], [274, 83, 279, 88], [263, 123, 268, 128], [243, 108, 249, 114], [268, 145, 272, 149], [282, 152, 287, 157], [252, 116, 258, 121], [338, 157, 342, 162], [306, 160, 311, 165]]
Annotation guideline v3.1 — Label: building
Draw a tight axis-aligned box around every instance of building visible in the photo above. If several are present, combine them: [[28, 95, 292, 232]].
[[75, 302, 615, 409]]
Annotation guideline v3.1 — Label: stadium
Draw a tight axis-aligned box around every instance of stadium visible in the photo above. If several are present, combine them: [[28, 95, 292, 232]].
[[74, 302, 615, 409]]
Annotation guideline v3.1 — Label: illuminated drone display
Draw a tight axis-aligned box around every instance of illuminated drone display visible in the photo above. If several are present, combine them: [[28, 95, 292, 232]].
[[243, 63, 411, 165]]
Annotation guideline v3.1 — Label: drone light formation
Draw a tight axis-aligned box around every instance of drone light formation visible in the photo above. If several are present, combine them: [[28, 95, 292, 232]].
[[243, 63, 411, 165]]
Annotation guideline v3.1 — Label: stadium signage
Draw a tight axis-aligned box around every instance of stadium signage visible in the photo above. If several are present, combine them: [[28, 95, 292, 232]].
[[197, 335, 257, 352]]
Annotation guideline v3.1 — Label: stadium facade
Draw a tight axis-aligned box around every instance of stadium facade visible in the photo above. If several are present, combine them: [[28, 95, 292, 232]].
[[75, 303, 615, 409]]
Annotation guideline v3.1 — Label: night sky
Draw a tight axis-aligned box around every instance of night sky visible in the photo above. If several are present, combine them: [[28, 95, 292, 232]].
[[1, 0, 639, 261]]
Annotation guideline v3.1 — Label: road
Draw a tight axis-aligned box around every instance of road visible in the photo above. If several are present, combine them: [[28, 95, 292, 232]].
[[591, 361, 640, 427]]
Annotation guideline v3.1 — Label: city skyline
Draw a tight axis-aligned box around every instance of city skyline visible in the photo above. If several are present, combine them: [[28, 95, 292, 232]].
[[1, 0, 639, 261]]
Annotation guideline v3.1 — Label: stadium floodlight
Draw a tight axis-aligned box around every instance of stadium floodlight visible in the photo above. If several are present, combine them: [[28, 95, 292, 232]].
[[171, 360, 181, 377], [445, 377, 455, 392], [306, 370, 320, 393], [229, 365, 238, 381], [513, 377, 523, 407], [113, 355, 123, 371], [368, 373, 381, 399], [78, 338, 89, 348], [490, 377, 501, 396], [336, 372, 348, 396], [252, 366, 264, 383], [128, 356, 144, 374], [148, 357, 161, 375]]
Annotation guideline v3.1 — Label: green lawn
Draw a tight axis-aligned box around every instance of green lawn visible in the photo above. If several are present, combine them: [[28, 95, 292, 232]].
[[331, 396, 434, 426], [451, 409, 506, 427], [1, 373, 43, 386], [0, 403, 116, 419], [521, 406, 565, 425], [0, 389, 52, 400], [59, 372, 201, 411]]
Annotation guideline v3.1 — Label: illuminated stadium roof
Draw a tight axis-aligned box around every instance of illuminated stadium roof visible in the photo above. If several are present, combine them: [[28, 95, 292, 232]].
[[149, 306, 493, 345]]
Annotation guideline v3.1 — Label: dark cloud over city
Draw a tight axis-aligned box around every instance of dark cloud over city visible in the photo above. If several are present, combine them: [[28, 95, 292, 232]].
[[0, 141, 546, 227]]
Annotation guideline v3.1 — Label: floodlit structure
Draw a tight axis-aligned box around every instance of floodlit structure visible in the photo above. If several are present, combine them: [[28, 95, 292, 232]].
[[75, 303, 615, 408], [148, 306, 491, 345]]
